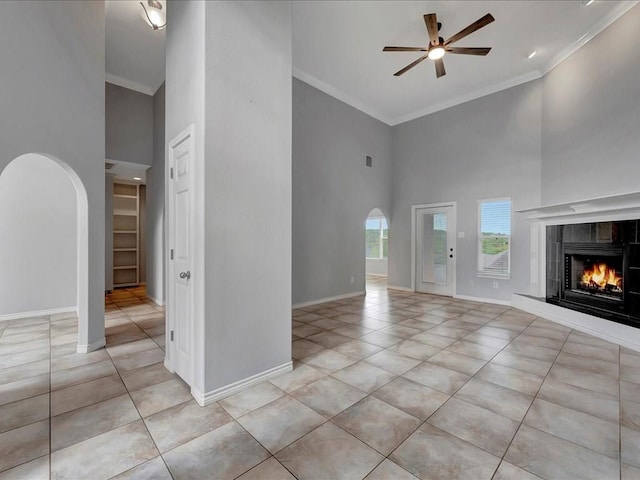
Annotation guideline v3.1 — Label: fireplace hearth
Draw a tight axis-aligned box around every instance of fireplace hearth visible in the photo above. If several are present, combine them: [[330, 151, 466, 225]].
[[547, 220, 640, 328]]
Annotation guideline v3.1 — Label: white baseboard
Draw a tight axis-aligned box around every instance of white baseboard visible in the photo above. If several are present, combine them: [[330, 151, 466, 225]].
[[293, 291, 365, 309], [146, 294, 165, 307], [387, 285, 414, 292], [454, 294, 512, 307], [366, 273, 388, 278], [191, 361, 294, 406], [77, 337, 106, 354], [0, 306, 76, 323], [512, 294, 640, 352]]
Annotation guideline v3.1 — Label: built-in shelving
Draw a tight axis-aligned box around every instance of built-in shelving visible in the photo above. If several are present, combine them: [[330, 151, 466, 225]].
[[113, 183, 139, 287]]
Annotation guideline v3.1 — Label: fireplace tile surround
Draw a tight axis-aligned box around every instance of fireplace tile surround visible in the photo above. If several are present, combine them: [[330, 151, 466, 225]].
[[546, 220, 640, 328]]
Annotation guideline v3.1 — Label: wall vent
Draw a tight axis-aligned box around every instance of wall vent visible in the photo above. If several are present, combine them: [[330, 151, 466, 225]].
[[365, 155, 372, 168]]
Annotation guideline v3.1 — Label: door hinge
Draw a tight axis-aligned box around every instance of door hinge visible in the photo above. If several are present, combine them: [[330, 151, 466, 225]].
[[170, 167, 174, 179], [170, 330, 174, 342], [170, 249, 174, 260]]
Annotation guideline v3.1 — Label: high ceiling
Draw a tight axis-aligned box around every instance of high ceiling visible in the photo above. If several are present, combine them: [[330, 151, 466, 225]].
[[105, 1, 638, 124]]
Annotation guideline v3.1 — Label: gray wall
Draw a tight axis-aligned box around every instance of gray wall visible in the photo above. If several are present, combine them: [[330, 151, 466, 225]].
[[542, 4, 640, 205], [292, 78, 392, 304], [389, 81, 542, 302], [139, 185, 147, 284], [204, 1, 292, 391], [106, 82, 154, 166], [0, 155, 77, 314], [0, 1, 104, 344], [146, 83, 166, 304]]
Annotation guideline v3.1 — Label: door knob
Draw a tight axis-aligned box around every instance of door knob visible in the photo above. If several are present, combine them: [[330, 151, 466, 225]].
[[179, 271, 191, 280]]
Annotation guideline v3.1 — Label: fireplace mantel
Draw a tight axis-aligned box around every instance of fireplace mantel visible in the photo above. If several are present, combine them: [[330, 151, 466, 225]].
[[518, 191, 640, 224], [512, 191, 640, 352]]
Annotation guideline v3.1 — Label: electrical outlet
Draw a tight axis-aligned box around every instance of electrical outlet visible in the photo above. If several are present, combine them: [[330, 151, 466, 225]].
[[492, 281, 499, 289], [350, 276, 355, 284]]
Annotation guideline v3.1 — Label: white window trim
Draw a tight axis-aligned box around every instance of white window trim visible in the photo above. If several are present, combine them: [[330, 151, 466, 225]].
[[366, 216, 388, 260], [477, 197, 512, 279]]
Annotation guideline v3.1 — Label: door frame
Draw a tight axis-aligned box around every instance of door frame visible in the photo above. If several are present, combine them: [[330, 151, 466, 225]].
[[165, 124, 201, 388], [411, 202, 457, 295]]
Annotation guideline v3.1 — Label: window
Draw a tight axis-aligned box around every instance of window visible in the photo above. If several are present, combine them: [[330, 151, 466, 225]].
[[366, 217, 388, 259], [478, 198, 511, 277]]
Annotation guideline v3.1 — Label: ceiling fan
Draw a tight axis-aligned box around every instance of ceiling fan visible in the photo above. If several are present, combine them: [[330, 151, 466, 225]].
[[383, 13, 495, 79]]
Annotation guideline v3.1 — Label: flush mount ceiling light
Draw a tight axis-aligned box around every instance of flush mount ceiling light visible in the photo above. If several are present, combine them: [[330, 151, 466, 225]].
[[140, 0, 166, 30], [581, 0, 596, 6], [527, 49, 538, 59]]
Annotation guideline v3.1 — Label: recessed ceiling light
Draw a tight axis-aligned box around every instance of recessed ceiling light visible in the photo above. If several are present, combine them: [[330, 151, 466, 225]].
[[527, 50, 538, 59], [133, 177, 142, 181], [581, 0, 595, 6]]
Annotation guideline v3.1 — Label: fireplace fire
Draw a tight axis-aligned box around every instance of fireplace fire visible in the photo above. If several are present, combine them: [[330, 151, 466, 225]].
[[580, 262, 623, 294]]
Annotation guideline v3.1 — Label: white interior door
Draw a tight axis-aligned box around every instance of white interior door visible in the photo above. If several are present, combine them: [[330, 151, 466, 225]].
[[168, 128, 194, 384], [415, 204, 456, 296]]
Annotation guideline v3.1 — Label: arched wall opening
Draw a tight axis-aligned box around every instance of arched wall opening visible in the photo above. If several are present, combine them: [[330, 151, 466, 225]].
[[365, 208, 389, 290], [0, 153, 91, 351]]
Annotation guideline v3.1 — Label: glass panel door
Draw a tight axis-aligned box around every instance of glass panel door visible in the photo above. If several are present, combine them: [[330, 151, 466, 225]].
[[416, 205, 455, 296]]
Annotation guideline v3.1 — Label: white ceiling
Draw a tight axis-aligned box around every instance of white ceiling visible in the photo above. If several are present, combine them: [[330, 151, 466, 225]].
[[106, 0, 165, 95], [105, 1, 638, 123]]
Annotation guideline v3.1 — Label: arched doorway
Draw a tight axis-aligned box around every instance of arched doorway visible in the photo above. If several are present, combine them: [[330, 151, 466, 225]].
[[0, 153, 93, 351], [365, 208, 388, 292]]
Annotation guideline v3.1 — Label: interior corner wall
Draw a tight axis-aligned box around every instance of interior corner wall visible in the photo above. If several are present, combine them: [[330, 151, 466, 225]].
[[292, 78, 392, 304], [389, 81, 542, 302], [0, 1, 104, 343], [204, 1, 292, 392], [106, 82, 154, 166], [146, 83, 166, 305], [0, 155, 77, 314], [105, 175, 114, 291], [541, 4, 640, 205]]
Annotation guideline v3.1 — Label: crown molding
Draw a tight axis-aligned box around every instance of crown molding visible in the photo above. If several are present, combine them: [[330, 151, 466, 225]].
[[292, 68, 393, 126], [541, 0, 640, 76], [106, 73, 156, 96]]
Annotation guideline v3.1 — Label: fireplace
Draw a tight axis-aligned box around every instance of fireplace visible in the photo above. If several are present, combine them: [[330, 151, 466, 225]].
[[547, 220, 640, 328]]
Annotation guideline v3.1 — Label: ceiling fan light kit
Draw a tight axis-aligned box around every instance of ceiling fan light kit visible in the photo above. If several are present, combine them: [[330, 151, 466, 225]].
[[140, 0, 166, 31], [384, 12, 495, 78]]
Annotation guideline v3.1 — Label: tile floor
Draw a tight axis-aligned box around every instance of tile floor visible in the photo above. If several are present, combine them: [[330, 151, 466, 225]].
[[1, 280, 640, 479]]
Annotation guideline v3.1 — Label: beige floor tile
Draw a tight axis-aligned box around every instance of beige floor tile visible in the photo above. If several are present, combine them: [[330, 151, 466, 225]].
[[562, 340, 619, 363], [291, 338, 325, 360], [0, 455, 49, 480], [145, 400, 232, 452], [51, 374, 126, 416], [548, 364, 619, 397], [237, 395, 325, 453], [220, 382, 286, 418], [505, 424, 619, 480], [0, 393, 49, 434], [129, 378, 192, 417], [403, 362, 469, 395], [475, 363, 543, 396], [51, 420, 158, 480], [365, 459, 418, 480], [365, 349, 422, 374], [112, 347, 164, 372], [51, 394, 140, 452], [106, 338, 159, 358], [428, 397, 519, 457], [332, 361, 396, 393], [493, 461, 542, 480], [455, 378, 533, 422], [269, 363, 326, 393], [0, 373, 49, 406], [111, 456, 172, 480], [51, 359, 117, 391], [622, 463, 640, 480], [502, 342, 559, 362], [51, 349, 109, 373], [305, 331, 352, 348], [0, 420, 49, 472], [119, 362, 176, 391], [373, 377, 449, 420], [304, 349, 357, 374], [0, 359, 49, 385], [538, 377, 619, 423], [291, 376, 366, 418], [334, 339, 383, 360], [490, 351, 552, 376], [409, 332, 458, 348], [390, 423, 501, 480], [428, 350, 487, 376], [622, 426, 640, 469], [333, 396, 421, 455], [276, 422, 384, 480], [236, 457, 296, 480], [0, 347, 50, 370], [163, 421, 269, 480]]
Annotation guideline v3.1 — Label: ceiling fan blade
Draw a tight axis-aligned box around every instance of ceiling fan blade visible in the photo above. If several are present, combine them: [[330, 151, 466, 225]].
[[446, 47, 491, 56], [383, 46, 428, 52], [424, 13, 439, 46], [444, 13, 495, 46], [394, 54, 429, 76], [434, 58, 446, 78]]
